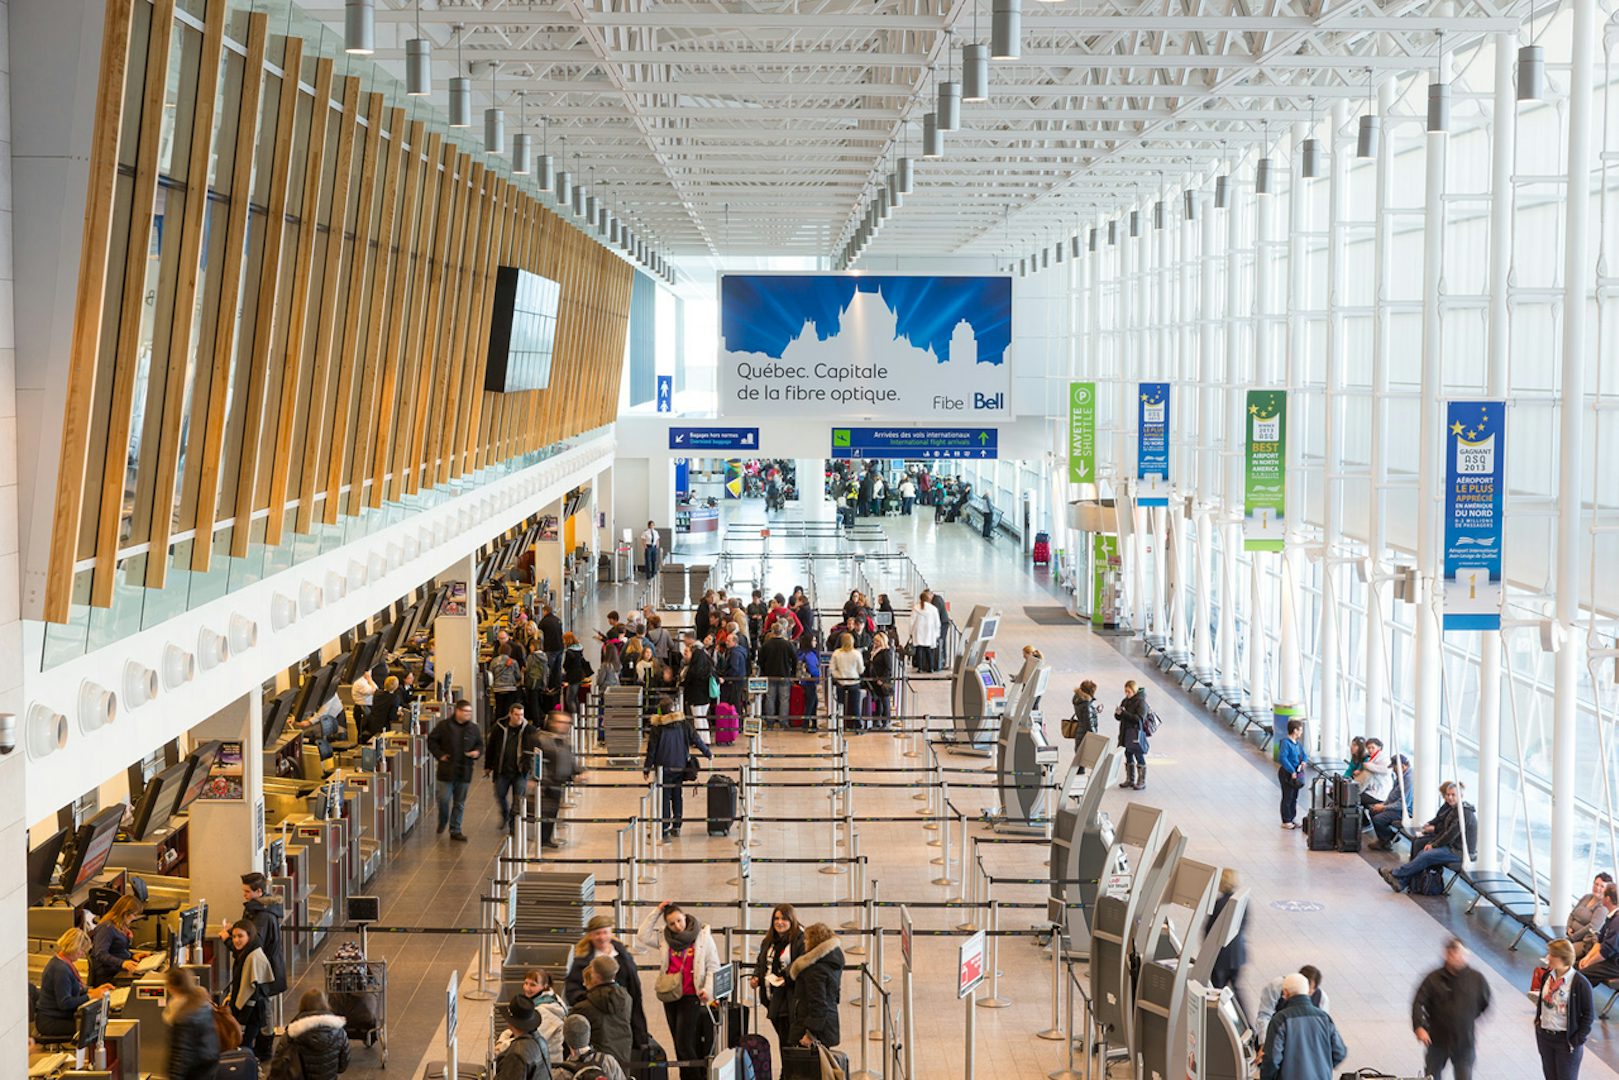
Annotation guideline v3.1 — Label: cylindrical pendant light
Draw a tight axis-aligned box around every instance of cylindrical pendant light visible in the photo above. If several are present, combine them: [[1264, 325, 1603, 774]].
[[537, 152, 554, 191], [1256, 157, 1275, 195], [1041, 246, 1050, 269], [406, 36, 431, 96], [1153, 200, 1165, 229], [449, 26, 471, 128], [610, 217, 621, 246], [991, 0, 1022, 60], [1088, 227, 1098, 252], [1357, 114, 1381, 158], [1184, 190, 1197, 220], [345, 0, 375, 55], [878, 187, 891, 221], [963, 43, 989, 101], [1517, 44, 1545, 102], [887, 171, 902, 209], [1107, 220, 1118, 245], [1427, 81, 1451, 133], [484, 107, 504, 154], [1129, 210, 1140, 237], [1018, 257, 1027, 278], [573, 184, 586, 218], [897, 156, 914, 194], [1214, 174, 1229, 208], [449, 76, 472, 127], [555, 170, 572, 207], [594, 199, 607, 233], [938, 79, 962, 132], [1054, 240, 1065, 264], [1300, 137, 1323, 179], [922, 113, 942, 159], [512, 132, 531, 174]]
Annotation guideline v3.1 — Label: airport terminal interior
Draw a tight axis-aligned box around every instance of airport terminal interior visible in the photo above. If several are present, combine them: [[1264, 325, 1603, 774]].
[[8, 0, 1619, 1078]]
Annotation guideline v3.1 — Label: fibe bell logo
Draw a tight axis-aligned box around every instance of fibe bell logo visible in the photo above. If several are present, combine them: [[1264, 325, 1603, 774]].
[[1252, 415, 1280, 442], [1456, 434, 1495, 475], [973, 392, 1004, 410]]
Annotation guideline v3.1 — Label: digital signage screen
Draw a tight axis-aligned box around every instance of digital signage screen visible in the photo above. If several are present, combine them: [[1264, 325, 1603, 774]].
[[486, 266, 562, 393]]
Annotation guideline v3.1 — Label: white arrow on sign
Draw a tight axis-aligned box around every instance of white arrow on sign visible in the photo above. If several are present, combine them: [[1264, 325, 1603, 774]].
[[675, 433, 686, 443], [1075, 461, 1090, 479]]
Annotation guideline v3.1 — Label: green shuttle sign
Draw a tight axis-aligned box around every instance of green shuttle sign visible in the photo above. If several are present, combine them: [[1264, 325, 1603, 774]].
[[1068, 381, 1096, 483]]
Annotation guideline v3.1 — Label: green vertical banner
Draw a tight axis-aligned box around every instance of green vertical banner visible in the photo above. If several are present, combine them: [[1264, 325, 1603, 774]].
[[1244, 390, 1287, 551], [1068, 381, 1096, 483]]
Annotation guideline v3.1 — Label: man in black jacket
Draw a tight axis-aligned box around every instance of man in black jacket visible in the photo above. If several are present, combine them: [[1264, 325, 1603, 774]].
[[758, 625, 797, 729], [427, 699, 483, 841], [539, 603, 566, 687], [680, 637, 716, 740], [227, 873, 287, 998], [485, 703, 540, 835], [1411, 938, 1490, 1080], [1381, 781, 1477, 893], [538, 712, 586, 848]]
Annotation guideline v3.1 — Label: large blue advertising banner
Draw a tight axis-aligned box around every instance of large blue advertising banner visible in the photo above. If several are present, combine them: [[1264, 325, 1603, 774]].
[[718, 274, 1011, 420], [1137, 382, 1170, 506], [1442, 400, 1506, 631]]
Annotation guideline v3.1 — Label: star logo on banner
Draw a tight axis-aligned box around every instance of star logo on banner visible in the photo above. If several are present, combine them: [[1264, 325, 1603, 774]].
[[1249, 403, 1259, 415], [1451, 421, 1465, 436]]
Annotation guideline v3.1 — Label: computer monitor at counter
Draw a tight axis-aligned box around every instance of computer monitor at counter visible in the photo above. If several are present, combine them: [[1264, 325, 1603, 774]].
[[125, 760, 189, 842], [60, 806, 124, 897], [173, 741, 222, 815], [27, 828, 69, 907]]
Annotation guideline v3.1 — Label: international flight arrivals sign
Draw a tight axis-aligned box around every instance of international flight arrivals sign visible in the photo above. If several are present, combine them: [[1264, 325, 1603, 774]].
[[1243, 390, 1287, 551], [1136, 382, 1170, 506], [1068, 382, 1096, 483], [1443, 400, 1505, 631]]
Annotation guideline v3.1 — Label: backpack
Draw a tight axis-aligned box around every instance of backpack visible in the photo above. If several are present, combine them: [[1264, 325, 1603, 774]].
[[1143, 711, 1162, 736], [214, 1048, 260, 1080], [211, 1001, 243, 1051]]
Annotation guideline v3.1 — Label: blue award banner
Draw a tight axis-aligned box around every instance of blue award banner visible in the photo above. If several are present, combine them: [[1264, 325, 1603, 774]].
[[1137, 382, 1170, 506], [1442, 400, 1505, 631]]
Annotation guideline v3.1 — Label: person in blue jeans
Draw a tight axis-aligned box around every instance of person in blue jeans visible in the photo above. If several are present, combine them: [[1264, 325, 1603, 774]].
[[427, 699, 483, 841], [1277, 719, 1309, 829], [642, 699, 712, 838], [1368, 755, 1415, 850], [1380, 781, 1477, 892], [484, 703, 538, 835]]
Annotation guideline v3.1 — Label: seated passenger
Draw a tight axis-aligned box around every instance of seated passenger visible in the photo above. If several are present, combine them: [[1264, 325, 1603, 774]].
[[1378, 781, 1478, 893], [1577, 886, 1619, 984], [1367, 755, 1415, 851], [1353, 737, 1394, 809], [1569, 873, 1615, 958]]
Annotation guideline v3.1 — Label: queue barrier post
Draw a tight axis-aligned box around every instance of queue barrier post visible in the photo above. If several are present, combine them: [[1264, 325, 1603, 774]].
[[976, 900, 1011, 1009], [464, 899, 495, 1002], [820, 786, 847, 875], [638, 793, 658, 888], [964, 985, 977, 1080], [614, 828, 629, 932], [842, 835, 864, 934], [953, 808, 970, 904], [852, 960, 873, 1080], [929, 782, 948, 851], [1047, 962, 1084, 1080], [871, 928, 888, 1043], [1037, 921, 1065, 1041], [955, 838, 979, 932]]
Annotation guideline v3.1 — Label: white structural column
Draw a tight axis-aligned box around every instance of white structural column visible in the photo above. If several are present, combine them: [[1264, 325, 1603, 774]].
[[1122, 224, 1145, 632], [1319, 102, 1349, 759], [1219, 174, 1245, 693], [1171, 203, 1195, 662], [1476, 32, 1517, 870], [1249, 164, 1275, 712], [1277, 123, 1308, 722], [1413, 37, 1452, 821], [1151, 196, 1171, 650], [1194, 197, 1218, 680], [436, 553, 481, 700], [1366, 73, 1397, 757], [1552, 0, 1597, 926]]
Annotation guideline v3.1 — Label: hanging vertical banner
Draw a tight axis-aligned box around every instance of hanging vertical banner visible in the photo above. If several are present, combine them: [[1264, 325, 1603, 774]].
[[1243, 390, 1287, 551], [1136, 382, 1170, 506], [1068, 381, 1096, 483], [1443, 400, 1506, 631]]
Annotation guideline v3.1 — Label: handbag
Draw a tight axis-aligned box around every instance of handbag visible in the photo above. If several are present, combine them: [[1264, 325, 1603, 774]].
[[656, 947, 694, 1002], [1061, 716, 1081, 740], [211, 1000, 244, 1051], [680, 754, 700, 784], [709, 675, 721, 700]]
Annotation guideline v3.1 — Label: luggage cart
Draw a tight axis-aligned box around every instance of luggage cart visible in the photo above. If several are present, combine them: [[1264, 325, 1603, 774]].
[[325, 945, 388, 1066]]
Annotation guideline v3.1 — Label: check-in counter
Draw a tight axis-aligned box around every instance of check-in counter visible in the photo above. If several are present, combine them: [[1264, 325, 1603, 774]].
[[338, 770, 386, 888]]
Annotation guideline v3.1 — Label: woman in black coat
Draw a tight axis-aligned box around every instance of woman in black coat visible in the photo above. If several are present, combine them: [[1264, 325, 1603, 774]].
[[1115, 680, 1150, 791], [1205, 870, 1248, 999], [751, 904, 806, 1051], [788, 924, 844, 1048], [163, 968, 220, 1080], [270, 989, 351, 1080], [866, 634, 895, 728]]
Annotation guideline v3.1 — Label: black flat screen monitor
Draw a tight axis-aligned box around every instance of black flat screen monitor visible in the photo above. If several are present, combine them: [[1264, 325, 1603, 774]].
[[349, 633, 383, 682], [296, 661, 341, 721], [128, 761, 189, 842], [175, 905, 204, 948], [484, 266, 561, 393], [62, 807, 124, 894], [27, 828, 69, 906], [75, 994, 109, 1048], [173, 741, 222, 816], [264, 689, 297, 746]]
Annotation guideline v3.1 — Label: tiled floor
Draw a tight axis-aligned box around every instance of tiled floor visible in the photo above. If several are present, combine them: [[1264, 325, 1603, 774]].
[[310, 498, 1613, 1079]]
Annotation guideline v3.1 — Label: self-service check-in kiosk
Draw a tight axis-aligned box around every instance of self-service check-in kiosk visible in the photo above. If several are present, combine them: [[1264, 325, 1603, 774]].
[[1186, 977, 1257, 1080], [950, 605, 1005, 753], [1134, 857, 1222, 1080], [1089, 809, 1172, 1061], [1048, 733, 1124, 953], [995, 658, 1059, 834]]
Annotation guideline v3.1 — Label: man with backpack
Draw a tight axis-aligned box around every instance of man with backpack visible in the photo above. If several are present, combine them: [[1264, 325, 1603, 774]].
[[494, 996, 551, 1080]]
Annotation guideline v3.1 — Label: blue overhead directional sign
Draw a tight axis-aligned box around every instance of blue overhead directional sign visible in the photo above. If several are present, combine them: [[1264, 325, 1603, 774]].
[[830, 427, 998, 460], [656, 375, 673, 413], [669, 427, 760, 451]]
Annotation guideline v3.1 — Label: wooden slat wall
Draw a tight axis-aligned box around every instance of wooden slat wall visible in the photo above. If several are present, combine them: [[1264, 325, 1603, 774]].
[[42, 16, 635, 624]]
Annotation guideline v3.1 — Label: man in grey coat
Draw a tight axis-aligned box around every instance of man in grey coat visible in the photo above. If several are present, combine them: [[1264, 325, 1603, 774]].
[[1261, 972, 1348, 1080]]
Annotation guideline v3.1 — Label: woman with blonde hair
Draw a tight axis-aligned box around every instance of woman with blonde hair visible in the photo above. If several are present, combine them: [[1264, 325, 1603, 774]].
[[163, 966, 220, 1080], [90, 894, 149, 985], [37, 928, 111, 1038], [1535, 937, 1594, 1079], [828, 633, 866, 733]]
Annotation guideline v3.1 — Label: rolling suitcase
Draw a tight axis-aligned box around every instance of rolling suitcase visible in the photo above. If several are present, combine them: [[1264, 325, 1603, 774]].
[[707, 773, 738, 836], [714, 701, 741, 745], [634, 1037, 670, 1080], [789, 683, 806, 721], [782, 1042, 849, 1080], [1306, 807, 1338, 851], [738, 1033, 774, 1080], [214, 1049, 260, 1080], [1337, 806, 1363, 853], [723, 1002, 751, 1048]]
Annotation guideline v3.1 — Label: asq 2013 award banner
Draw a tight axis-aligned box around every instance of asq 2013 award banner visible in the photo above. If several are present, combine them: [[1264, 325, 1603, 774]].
[[1443, 401, 1505, 631], [1243, 390, 1287, 551], [1068, 382, 1096, 483], [1136, 382, 1170, 506]]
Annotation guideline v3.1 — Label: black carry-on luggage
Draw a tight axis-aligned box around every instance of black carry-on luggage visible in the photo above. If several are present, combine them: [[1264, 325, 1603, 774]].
[[1337, 805, 1363, 852], [707, 773, 738, 836], [1306, 776, 1338, 852]]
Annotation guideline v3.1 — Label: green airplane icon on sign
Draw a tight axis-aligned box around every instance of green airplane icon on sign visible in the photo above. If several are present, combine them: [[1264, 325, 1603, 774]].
[[832, 429, 851, 448]]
